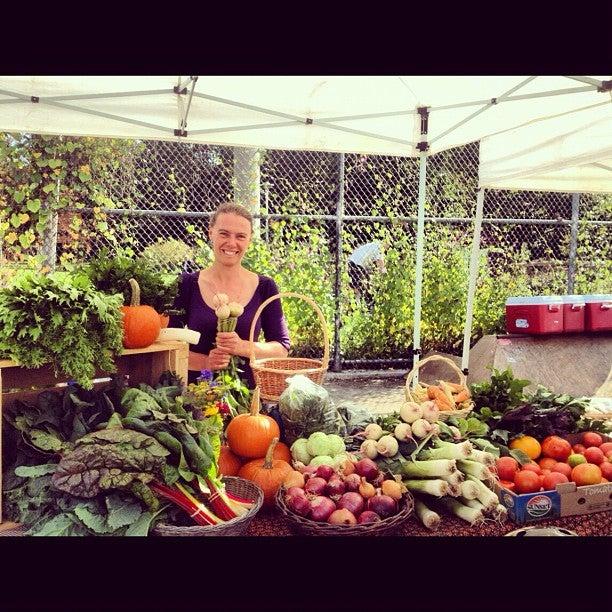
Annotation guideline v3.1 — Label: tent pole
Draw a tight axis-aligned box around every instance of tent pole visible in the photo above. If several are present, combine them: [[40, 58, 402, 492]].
[[412, 151, 428, 385], [461, 188, 486, 374]]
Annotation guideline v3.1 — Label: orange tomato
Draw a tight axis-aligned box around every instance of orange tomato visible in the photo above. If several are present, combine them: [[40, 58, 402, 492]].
[[509, 436, 541, 460], [571, 463, 602, 486], [541, 436, 572, 461]]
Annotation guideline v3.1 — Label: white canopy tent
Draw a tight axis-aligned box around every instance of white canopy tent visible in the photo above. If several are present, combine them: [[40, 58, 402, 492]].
[[1, 75, 610, 380]]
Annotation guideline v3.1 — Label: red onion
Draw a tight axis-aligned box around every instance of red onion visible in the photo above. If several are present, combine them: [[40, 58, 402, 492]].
[[354, 458, 380, 482], [328, 508, 357, 525], [325, 476, 346, 497], [367, 493, 398, 518], [286, 493, 311, 517], [285, 486, 306, 500], [337, 491, 365, 516], [343, 473, 361, 492], [304, 477, 327, 496], [358, 510, 381, 524], [315, 464, 336, 481], [309, 495, 337, 522]]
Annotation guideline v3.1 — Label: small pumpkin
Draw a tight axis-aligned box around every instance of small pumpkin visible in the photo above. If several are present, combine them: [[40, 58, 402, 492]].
[[218, 445, 243, 476], [272, 442, 292, 463], [238, 437, 293, 506], [121, 278, 161, 349], [225, 388, 280, 459]]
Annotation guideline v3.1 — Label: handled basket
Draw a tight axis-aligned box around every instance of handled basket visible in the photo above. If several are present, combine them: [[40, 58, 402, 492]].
[[276, 486, 414, 536], [405, 355, 473, 421], [249, 292, 330, 402], [152, 477, 263, 537]]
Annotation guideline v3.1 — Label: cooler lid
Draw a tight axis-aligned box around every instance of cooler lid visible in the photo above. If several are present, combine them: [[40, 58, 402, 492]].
[[505, 295, 563, 306], [584, 294, 612, 303], [561, 295, 586, 304]]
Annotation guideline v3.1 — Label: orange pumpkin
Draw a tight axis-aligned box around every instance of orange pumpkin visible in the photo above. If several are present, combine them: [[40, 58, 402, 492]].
[[238, 438, 293, 506], [159, 314, 170, 328], [272, 442, 292, 463], [121, 278, 161, 349], [218, 445, 243, 476], [225, 388, 280, 459]]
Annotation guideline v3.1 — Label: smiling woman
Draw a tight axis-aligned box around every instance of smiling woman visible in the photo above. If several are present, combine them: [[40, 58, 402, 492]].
[[168, 202, 291, 387]]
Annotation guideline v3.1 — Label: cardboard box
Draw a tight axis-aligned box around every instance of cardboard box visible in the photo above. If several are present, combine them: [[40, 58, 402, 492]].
[[496, 432, 612, 524], [505, 296, 564, 335]]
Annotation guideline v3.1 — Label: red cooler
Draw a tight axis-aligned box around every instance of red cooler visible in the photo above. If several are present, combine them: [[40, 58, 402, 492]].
[[584, 294, 612, 332], [505, 296, 564, 335], [561, 295, 586, 333]]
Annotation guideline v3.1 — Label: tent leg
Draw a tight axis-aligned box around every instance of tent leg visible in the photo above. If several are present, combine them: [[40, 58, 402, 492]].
[[412, 152, 428, 386], [461, 188, 485, 373]]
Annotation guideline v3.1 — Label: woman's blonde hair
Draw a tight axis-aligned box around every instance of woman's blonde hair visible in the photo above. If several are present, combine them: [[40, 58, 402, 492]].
[[210, 202, 253, 230]]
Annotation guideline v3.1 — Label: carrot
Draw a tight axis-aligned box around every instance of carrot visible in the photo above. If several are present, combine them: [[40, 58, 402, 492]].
[[433, 388, 453, 410], [453, 390, 470, 403], [427, 386, 438, 400]]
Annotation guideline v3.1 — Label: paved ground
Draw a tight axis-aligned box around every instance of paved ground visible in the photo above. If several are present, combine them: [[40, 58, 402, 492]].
[[323, 370, 406, 415]]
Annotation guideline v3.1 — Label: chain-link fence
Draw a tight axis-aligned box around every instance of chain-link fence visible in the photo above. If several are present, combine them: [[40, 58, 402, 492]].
[[4, 138, 611, 370]]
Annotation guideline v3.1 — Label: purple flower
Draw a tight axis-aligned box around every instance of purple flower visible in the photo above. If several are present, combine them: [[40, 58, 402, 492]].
[[197, 369, 214, 382]]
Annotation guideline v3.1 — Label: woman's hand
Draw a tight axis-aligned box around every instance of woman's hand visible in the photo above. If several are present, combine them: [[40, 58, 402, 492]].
[[215, 331, 247, 356], [208, 347, 231, 370]]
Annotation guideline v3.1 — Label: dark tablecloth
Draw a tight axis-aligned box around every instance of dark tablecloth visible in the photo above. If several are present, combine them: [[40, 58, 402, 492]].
[[244, 508, 612, 537]]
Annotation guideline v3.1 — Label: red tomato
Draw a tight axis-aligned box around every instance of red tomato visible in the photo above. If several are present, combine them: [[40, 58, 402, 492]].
[[572, 444, 586, 455], [599, 442, 612, 455], [541, 436, 572, 461], [599, 461, 612, 480], [582, 432, 603, 447], [542, 471, 569, 490], [522, 463, 543, 475], [499, 480, 516, 491], [584, 447, 606, 465], [551, 462, 572, 478], [538, 457, 558, 470], [495, 457, 519, 481], [514, 470, 541, 494]]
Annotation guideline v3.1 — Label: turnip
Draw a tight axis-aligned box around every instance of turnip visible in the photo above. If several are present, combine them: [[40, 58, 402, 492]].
[[364, 423, 384, 441], [420, 401, 439, 424], [360, 439, 378, 460], [400, 402, 423, 424], [411, 418, 434, 439], [376, 435, 399, 458], [394, 422, 412, 441]]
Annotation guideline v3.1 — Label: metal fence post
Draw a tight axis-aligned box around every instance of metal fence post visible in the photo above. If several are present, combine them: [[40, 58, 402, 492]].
[[332, 152, 345, 372], [567, 193, 580, 293]]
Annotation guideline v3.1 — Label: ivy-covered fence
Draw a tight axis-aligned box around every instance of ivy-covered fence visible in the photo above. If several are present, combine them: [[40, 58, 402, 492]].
[[1, 134, 610, 369]]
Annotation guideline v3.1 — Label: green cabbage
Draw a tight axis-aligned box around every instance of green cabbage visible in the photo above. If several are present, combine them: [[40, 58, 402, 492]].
[[326, 434, 346, 456], [306, 431, 330, 457], [290, 438, 312, 465], [309, 455, 335, 468]]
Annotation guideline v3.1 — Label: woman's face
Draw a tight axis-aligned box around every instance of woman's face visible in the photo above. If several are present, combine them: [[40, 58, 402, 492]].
[[209, 213, 252, 266]]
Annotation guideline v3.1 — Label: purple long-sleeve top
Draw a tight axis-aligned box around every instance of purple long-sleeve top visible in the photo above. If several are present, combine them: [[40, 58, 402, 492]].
[[168, 271, 291, 387]]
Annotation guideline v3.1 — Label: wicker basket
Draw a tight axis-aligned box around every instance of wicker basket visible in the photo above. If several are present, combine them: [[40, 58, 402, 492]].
[[405, 355, 473, 421], [249, 292, 330, 402], [152, 477, 263, 537], [276, 487, 414, 536]]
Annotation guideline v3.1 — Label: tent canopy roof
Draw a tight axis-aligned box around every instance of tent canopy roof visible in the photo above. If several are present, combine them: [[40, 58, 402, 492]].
[[0, 75, 610, 159]]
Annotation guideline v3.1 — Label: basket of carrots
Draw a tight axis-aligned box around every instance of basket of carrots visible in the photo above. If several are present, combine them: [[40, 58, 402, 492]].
[[405, 355, 473, 421]]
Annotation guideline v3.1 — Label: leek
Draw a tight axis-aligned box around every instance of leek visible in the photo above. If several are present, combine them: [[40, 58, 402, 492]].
[[456, 459, 494, 481], [459, 496, 486, 511], [440, 472, 464, 486], [466, 449, 495, 466], [402, 459, 457, 478], [403, 479, 451, 497], [465, 474, 499, 511], [433, 439, 473, 457], [418, 445, 469, 461], [414, 498, 441, 530], [437, 497, 485, 526], [459, 480, 480, 500]]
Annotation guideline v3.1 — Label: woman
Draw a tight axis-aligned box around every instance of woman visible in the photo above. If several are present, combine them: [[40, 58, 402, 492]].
[[169, 202, 291, 387]]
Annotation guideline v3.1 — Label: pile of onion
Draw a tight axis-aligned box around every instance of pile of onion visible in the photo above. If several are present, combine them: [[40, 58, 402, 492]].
[[283, 458, 403, 526]]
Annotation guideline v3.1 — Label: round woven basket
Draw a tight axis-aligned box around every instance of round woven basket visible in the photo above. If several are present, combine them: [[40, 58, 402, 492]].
[[276, 487, 414, 536], [152, 477, 263, 537], [249, 292, 329, 402], [405, 355, 473, 421]]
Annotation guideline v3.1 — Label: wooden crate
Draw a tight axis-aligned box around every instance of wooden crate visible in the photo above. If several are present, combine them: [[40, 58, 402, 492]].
[[0, 341, 188, 524]]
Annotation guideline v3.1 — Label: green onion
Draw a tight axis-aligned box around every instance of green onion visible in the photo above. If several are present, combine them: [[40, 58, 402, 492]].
[[402, 459, 457, 478], [414, 498, 441, 530], [403, 479, 451, 497]]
